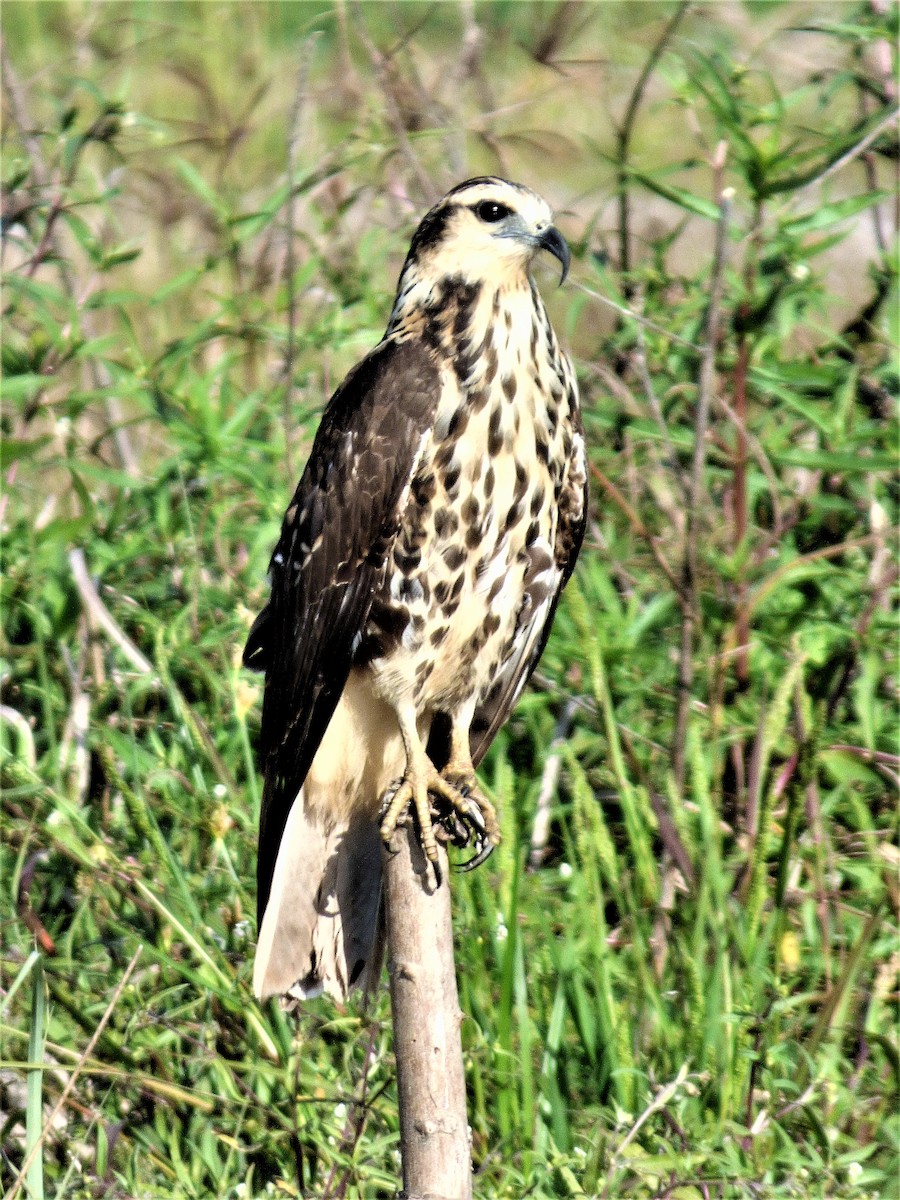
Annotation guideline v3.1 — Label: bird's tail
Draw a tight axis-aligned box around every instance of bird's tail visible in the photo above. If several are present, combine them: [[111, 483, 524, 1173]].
[[252, 792, 383, 1003]]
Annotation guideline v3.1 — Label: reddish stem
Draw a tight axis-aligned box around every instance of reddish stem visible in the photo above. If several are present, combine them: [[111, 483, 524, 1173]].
[[733, 332, 750, 687]]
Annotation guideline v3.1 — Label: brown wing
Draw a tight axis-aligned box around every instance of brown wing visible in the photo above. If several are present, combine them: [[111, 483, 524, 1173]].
[[244, 337, 440, 924], [468, 424, 588, 767]]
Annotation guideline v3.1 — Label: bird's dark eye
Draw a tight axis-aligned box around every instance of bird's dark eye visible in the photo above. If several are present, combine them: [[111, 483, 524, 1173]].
[[473, 200, 512, 223]]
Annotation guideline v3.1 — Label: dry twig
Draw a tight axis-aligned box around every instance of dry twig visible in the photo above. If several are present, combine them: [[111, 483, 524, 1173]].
[[529, 697, 579, 871], [68, 549, 157, 679], [351, 4, 437, 203], [589, 462, 684, 602], [633, 312, 691, 504], [16, 854, 57, 957]]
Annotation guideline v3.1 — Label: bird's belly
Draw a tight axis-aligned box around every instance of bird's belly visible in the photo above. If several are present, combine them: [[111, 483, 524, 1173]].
[[366, 410, 558, 716], [409, 556, 521, 705], [372, 547, 524, 712]]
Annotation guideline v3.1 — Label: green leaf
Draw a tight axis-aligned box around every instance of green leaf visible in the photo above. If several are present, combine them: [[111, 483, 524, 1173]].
[[629, 170, 723, 220], [175, 158, 229, 221], [26, 956, 46, 1200], [148, 267, 205, 304], [2, 274, 73, 312], [820, 750, 884, 787], [62, 209, 103, 264], [100, 244, 142, 269], [0, 374, 48, 405], [782, 192, 890, 236], [774, 448, 895, 472], [35, 515, 93, 546], [84, 288, 147, 309], [0, 435, 53, 469]]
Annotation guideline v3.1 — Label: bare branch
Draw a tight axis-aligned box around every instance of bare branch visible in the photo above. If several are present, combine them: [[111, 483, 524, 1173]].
[[589, 463, 685, 602], [1, 39, 51, 189], [442, 0, 483, 176], [68, 549, 157, 679], [351, 3, 437, 203], [796, 106, 898, 194], [570, 280, 702, 352], [710, 386, 782, 530], [529, 697, 578, 871], [604, 1064, 692, 1191], [633, 309, 691, 504], [615, 1, 691, 278]]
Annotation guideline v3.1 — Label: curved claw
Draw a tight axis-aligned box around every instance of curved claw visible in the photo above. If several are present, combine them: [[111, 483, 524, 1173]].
[[461, 796, 486, 833], [455, 836, 497, 873], [433, 789, 487, 850], [381, 760, 499, 870]]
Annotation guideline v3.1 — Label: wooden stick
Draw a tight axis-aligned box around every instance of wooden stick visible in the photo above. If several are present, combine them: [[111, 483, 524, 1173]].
[[382, 822, 472, 1200]]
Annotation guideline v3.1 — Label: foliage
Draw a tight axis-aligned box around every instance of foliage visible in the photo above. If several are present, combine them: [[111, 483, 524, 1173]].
[[1, 2, 897, 1197]]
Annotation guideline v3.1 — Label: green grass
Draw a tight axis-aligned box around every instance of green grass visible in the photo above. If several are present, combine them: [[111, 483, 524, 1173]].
[[2, 2, 897, 1197]]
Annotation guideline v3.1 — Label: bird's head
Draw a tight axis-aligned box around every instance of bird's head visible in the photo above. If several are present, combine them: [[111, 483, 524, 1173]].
[[401, 177, 570, 293]]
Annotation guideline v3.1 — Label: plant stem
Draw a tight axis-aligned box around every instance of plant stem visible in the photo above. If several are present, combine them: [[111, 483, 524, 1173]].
[[672, 154, 731, 791], [733, 332, 750, 688], [383, 823, 472, 1200], [25, 956, 45, 1200], [282, 37, 317, 476], [615, 1, 690, 282], [10, 947, 143, 1200]]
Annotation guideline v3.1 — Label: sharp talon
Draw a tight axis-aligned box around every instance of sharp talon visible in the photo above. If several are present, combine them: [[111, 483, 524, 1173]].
[[438, 813, 469, 848], [455, 837, 497, 873], [380, 758, 498, 867], [465, 800, 486, 833]]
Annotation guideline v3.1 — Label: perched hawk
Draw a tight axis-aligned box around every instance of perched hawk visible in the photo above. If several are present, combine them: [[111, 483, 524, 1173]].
[[245, 178, 587, 1002]]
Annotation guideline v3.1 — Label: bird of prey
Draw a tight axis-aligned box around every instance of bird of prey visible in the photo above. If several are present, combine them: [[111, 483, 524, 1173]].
[[244, 177, 587, 1003]]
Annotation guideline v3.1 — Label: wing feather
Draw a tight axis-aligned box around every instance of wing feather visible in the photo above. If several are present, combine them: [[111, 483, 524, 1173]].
[[245, 338, 440, 922]]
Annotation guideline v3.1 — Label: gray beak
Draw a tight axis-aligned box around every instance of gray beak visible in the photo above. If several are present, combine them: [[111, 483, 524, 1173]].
[[538, 225, 571, 284]]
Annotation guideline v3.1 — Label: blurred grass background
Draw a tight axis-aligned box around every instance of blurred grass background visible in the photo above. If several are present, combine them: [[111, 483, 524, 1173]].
[[1, 2, 897, 1197]]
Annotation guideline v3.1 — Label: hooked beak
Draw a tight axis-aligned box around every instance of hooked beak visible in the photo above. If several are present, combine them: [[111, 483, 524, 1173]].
[[538, 225, 570, 285]]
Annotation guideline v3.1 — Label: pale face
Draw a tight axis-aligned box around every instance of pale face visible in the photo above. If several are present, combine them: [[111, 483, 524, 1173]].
[[405, 178, 569, 290]]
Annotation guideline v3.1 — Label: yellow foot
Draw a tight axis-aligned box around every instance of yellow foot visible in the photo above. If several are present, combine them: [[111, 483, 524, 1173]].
[[380, 763, 500, 869]]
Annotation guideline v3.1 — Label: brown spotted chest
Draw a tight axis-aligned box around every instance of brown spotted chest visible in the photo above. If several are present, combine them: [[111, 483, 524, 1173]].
[[361, 276, 580, 717]]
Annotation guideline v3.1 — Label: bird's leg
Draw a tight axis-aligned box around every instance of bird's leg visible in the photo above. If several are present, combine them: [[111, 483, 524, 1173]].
[[379, 704, 443, 862], [437, 706, 501, 864], [379, 703, 500, 866]]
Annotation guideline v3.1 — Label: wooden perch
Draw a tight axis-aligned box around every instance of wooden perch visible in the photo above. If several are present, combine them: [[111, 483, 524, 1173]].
[[382, 822, 472, 1200]]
